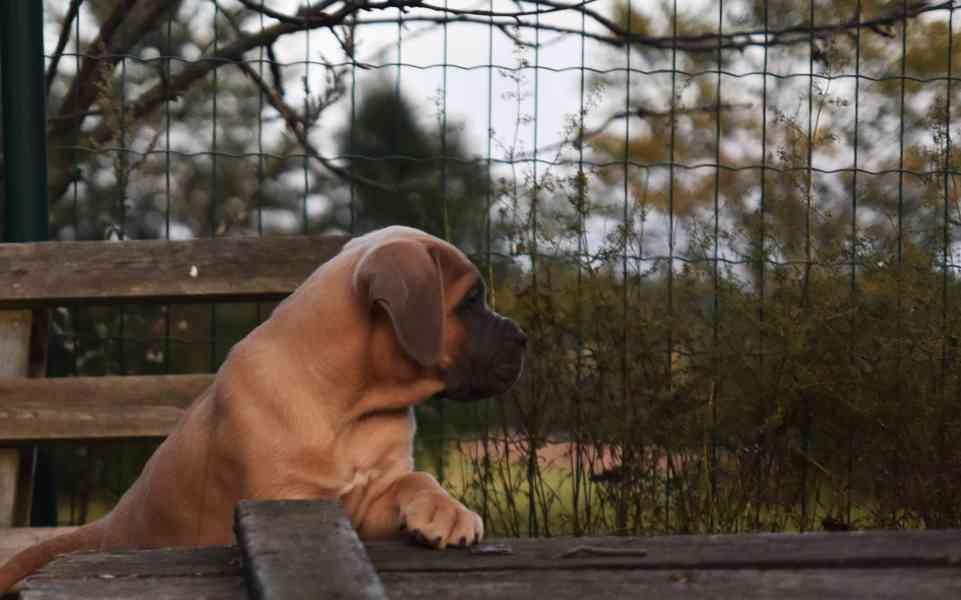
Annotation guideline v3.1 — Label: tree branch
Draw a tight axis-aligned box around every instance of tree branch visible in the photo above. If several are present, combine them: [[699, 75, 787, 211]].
[[535, 102, 755, 156], [234, 60, 396, 194], [349, 0, 957, 53], [45, 0, 957, 202], [47, 1, 344, 201], [48, 0, 174, 139], [45, 0, 84, 96], [234, 0, 343, 25]]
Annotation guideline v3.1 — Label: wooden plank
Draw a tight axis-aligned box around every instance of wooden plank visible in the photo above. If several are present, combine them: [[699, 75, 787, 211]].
[[0, 311, 31, 375], [26, 545, 242, 580], [0, 528, 78, 565], [18, 531, 961, 600], [235, 500, 387, 600], [0, 374, 212, 441], [21, 547, 246, 600], [21, 576, 248, 600], [12, 448, 36, 527], [363, 529, 961, 572], [379, 567, 961, 600], [0, 451, 18, 528], [0, 310, 32, 527], [0, 235, 349, 308]]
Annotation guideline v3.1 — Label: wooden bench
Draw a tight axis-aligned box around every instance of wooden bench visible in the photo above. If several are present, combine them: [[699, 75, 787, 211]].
[[5, 240, 961, 598], [16, 499, 961, 599], [0, 234, 347, 558]]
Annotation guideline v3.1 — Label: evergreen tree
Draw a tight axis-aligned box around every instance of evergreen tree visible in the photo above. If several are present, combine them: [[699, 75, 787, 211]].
[[336, 81, 492, 254]]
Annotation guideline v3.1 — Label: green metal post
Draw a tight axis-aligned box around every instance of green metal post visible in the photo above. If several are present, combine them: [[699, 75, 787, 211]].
[[0, 0, 53, 529], [1, 0, 50, 242]]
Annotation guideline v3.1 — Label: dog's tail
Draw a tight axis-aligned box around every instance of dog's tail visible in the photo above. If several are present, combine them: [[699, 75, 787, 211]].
[[0, 521, 103, 593]]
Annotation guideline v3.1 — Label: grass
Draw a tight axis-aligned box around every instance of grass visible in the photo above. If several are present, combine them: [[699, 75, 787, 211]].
[[55, 436, 922, 537]]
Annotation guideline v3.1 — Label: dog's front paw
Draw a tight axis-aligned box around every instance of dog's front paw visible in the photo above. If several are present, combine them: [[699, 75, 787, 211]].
[[399, 490, 483, 550]]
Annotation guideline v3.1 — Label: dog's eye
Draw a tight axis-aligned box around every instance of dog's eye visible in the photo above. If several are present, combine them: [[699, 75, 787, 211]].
[[462, 285, 484, 307]]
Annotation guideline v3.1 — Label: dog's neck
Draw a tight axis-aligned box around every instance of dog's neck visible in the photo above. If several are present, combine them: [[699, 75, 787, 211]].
[[231, 306, 444, 428], [346, 379, 444, 422]]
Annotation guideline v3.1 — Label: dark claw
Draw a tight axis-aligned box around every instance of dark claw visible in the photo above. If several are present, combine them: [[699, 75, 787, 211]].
[[399, 521, 407, 531], [410, 530, 433, 548], [459, 536, 467, 547], [433, 536, 443, 547], [473, 533, 480, 545]]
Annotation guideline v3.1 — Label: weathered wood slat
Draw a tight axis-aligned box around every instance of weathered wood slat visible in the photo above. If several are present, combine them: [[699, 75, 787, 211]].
[[378, 567, 961, 600], [22, 546, 246, 600], [26, 548, 961, 600], [19, 527, 961, 600], [0, 375, 212, 441], [0, 235, 348, 308], [20, 576, 248, 600], [235, 500, 387, 600], [364, 530, 961, 572], [26, 545, 242, 579], [0, 312, 31, 376], [0, 451, 18, 528], [14, 528, 960, 574], [0, 309, 34, 528]]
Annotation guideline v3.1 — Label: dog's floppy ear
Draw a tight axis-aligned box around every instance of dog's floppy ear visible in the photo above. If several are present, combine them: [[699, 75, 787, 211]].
[[353, 239, 444, 367]]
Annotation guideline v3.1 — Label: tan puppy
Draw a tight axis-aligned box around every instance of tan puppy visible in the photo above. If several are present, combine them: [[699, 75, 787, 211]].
[[0, 225, 526, 591]]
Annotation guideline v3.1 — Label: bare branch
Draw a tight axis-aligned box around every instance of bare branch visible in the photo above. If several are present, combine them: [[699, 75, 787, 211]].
[[234, 0, 342, 25], [48, 0, 352, 200], [45, 0, 84, 96], [231, 0, 461, 27], [234, 60, 396, 194], [49, 0, 172, 139], [415, 0, 597, 18], [349, 0, 958, 53], [45, 0, 957, 202], [266, 43, 285, 97], [536, 103, 756, 156]]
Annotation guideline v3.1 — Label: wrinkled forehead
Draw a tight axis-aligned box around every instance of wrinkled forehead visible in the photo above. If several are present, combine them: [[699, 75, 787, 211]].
[[342, 225, 428, 252], [345, 227, 479, 281]]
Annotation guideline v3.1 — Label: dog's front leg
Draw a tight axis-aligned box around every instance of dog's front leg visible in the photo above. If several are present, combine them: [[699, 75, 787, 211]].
[[385, 472, 483, 550]]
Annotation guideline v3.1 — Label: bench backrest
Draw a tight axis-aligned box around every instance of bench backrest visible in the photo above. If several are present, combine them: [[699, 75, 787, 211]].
[[0, 235, 348, 442]]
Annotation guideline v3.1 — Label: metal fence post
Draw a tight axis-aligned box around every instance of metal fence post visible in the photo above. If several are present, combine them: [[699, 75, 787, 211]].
[[1, 0, 49, 242], [0, 0, 52, 528]]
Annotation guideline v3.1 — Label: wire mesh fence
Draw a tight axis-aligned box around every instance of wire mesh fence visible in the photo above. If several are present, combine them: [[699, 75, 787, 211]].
[[11, 0, 961, 534]]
